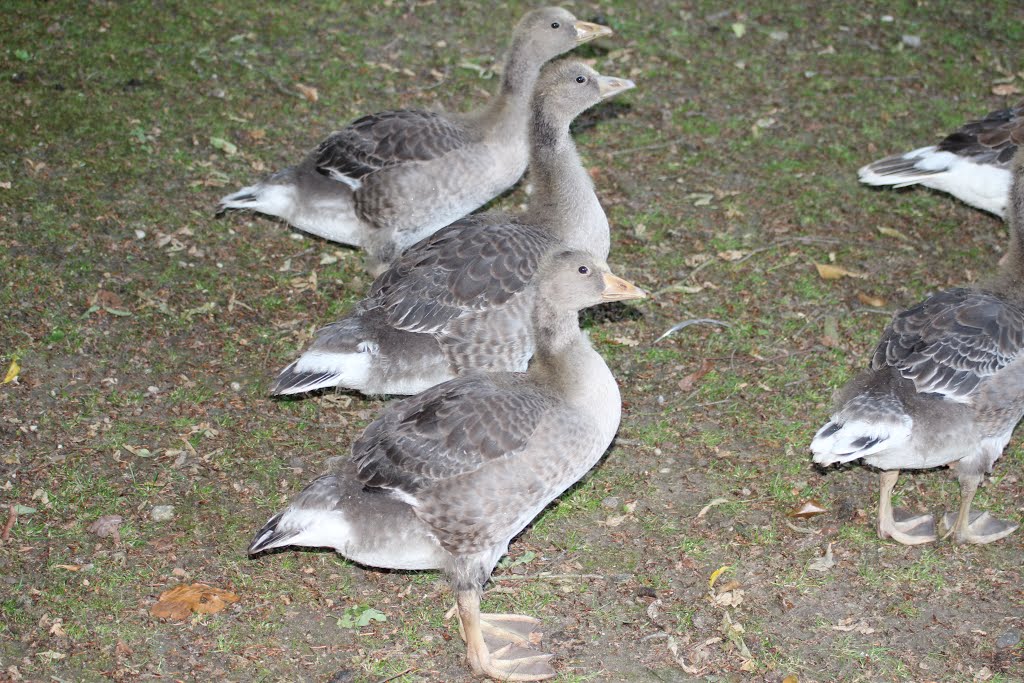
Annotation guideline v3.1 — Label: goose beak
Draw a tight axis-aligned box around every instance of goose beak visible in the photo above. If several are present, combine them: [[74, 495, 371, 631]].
[[574, 20, 613, 44], [601, 273, 647, 301], [596, 75, 636, 100]]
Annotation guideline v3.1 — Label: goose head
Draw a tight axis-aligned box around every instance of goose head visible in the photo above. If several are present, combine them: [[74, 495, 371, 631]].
[[532, 60, 635, 129], [510, 7, 613, 65]]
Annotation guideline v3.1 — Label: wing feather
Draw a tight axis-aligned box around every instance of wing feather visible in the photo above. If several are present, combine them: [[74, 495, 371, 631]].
[[871, 288, 1024, 401]]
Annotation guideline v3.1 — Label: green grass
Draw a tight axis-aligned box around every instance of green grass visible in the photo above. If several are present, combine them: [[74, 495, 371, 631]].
[[3, 0, 1024, 681]]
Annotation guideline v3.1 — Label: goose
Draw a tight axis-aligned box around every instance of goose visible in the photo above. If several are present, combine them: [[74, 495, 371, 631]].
[[858, 100, 1023, 217], [270, 61, 635, 397], [812, 148, 1024, 545], [248, 252, 646, 681], [216, 7, 612, 273]]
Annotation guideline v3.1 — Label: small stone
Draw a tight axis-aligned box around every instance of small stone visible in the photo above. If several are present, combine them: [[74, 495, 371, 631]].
[[880, 14, 894, 22], [902, 34, 921, 48], [151, 505, 175, 522], [171, 567, 187, 577], [601, 496, 620, 509], [769, 30, 789, 41], [134, 229, 146, 239], [230, 381, 241, 392], [996, 629, 1021, 649]]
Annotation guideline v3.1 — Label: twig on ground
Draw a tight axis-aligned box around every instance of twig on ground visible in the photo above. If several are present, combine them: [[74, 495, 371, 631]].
[[493, 572, 607, 582], [373, 668, 416, 683], [2, 504, 17, 542]]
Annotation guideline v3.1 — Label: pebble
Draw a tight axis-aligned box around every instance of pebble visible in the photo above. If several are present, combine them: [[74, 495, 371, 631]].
[[151, 505, 175, 522], [601, 496, 620, 509], [769, 30, 789, 41], [997, 629, 1021, 649], [902, 34, 921, 48], [230, 381, 241, 392]]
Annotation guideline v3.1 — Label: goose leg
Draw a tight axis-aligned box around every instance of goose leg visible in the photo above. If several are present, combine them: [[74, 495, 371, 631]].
[[941, 469, 1018, 544], [877, 470, 936, 545], [456, 588, 556, 681]]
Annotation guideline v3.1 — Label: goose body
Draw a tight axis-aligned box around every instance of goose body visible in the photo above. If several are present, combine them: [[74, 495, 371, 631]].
[[858, 100, 1023, 217], [217, 8, 611, 271], [270, 62, 635, 396], [250, 253, 646, 680], [813, 150, 1024, 545]]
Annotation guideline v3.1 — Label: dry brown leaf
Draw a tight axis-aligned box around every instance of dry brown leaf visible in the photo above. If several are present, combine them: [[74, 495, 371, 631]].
[[789, 500, 828, 518], [295, 83, 319, 102], [610, 336, 640, 347], [151, 583, 239, 621], [53, 564, 81, 571], [678, 359, 714, 391], [992, 83, 1020, 96], [782, 676, 799, 683], [814, 262, 865, 280], [857, 292, 887, 307], [717, 249, 747, 262]]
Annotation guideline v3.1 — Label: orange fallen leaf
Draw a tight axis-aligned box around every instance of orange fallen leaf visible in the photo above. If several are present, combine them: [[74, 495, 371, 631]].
[[789, 500, 828, 518], [814, 262, 865, 280], [992, 83, 1020, 96], [53, 564, 81, 571], [678, 359, 714, 391], [151, 583, 239, 621], [295, 82, 319, 102], [857, 292, 887, 307]]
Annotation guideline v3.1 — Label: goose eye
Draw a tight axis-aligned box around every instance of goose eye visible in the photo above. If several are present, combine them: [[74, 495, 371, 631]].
[[578, 265, 589, 274], [550, 21, 560, 29], [575, 75, 586, 84]]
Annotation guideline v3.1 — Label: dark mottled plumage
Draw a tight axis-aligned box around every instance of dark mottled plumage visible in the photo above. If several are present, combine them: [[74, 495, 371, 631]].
[[871, 288, 1024, 400], [814, 148, 1024, 545], [316, 110, 471, 183], [269, 62, 635, 397], [217, 8, 612, 272], [858, 100, 1024, 217]]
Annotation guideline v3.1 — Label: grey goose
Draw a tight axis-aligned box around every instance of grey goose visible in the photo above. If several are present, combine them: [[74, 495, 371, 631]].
[[812, 147, 1024, 545], [270, 61, 635, 397], [248, 252, 646, 680], [217, 7, 611, 273]]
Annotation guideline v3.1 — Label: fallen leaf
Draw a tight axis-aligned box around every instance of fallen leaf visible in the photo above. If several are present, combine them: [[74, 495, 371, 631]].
[[696, 497, 730, 519], [210, 136, 237, 156], [831, 617, 875, 634], [295, 83, 319, 102], [808, 542, 836, 572], [151, 583, 239, 621], [610, 336, 640, 347], [717, 249, 747, 262], [782, 676, 798, 683], [3, 359, 19, 384], [857, 292, 887, 307], [814, 262, 865, 280], [36, 651, 66, 661], [992, 83, 1020, 96], [678, 359, 714, 391], [789, 500, 828, 518], [53, 564, 81, 571], [731, 22, 746, 37], [708, 565, 731, 588], [877, 226, 909, 241], [49, 619, 66, 637], [88, 515, 123, 542]]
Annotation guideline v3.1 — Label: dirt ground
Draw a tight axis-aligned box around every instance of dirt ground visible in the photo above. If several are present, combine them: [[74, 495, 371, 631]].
[[2, 1, 1023, 682]]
